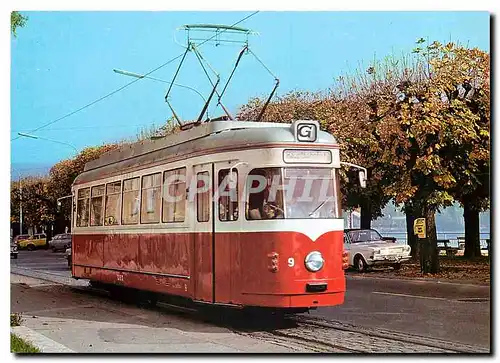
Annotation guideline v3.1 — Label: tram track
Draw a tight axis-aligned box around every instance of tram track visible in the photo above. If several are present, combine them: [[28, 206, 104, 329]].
[[240, 316, 489, 353], [11, 267, 489, 353]]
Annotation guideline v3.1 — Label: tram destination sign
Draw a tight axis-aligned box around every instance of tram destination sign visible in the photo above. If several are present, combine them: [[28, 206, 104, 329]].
[[283, 149, 332, 164]]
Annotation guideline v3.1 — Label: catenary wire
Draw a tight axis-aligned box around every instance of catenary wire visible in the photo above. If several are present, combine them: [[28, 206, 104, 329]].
[[11, 11, 260, 142]]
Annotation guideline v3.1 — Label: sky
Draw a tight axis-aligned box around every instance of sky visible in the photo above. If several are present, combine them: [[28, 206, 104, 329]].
[[10, 11, 490, 176]]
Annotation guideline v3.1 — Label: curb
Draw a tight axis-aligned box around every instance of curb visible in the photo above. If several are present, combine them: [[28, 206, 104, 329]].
[[11, 266, 88, 287], [11, 326, 74, 353], [346, 274, 490, 288]]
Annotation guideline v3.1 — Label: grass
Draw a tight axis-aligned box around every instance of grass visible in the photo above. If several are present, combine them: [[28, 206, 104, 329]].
[[11, 334, 40, 353]]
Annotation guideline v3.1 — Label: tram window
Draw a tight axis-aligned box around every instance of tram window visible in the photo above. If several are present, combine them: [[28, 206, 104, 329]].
[[218, 169, 238, 221], [76, 188, 90, 227], [90, 185, 105, 226], [104, 181, 121, 226], [196, 171, 210, 222], [246, 167, 340, 220], [141, 173, 161, 224], [283, 168, 339, 219], [122, 177, 140, 225], [163, 168, 186, 223], [246, 168, 284, 220]]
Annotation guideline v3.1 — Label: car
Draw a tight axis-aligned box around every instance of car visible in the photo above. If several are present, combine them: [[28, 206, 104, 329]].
[[48, 233, 72, 252], [10, 237, 18, 259], [65, 247, 72, 268], [344, 228, 411, 272], [14, 233, 47, 250]]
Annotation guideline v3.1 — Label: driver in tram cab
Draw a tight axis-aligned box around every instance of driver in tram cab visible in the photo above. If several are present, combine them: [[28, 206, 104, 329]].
[[248, 187, 268, 220], [247, 170, 269, 220]]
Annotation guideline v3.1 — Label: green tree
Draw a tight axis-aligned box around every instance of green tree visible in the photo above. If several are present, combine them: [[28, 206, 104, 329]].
[[11, 11, 27, 37]]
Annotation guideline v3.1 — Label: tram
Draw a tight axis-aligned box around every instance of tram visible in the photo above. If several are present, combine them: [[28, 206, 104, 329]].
[[70, 119, 367, 313]]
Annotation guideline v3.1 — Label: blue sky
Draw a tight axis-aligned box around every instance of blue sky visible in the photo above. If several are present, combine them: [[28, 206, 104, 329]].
[[10, 11, 490, 175]]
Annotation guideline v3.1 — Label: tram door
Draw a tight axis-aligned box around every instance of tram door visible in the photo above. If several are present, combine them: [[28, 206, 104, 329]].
[[213, 162, 242, 304], [192, 163, 214, 302]]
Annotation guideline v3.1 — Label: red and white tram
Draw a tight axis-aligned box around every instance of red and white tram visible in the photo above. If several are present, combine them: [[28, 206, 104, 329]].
[[71, 120, 365, 313]]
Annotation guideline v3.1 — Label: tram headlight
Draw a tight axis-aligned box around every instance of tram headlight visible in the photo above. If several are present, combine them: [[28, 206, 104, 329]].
[[304, 251, 324, 272]]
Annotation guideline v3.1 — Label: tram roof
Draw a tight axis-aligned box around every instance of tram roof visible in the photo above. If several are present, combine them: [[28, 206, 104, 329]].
[[77, 120, 337, 184]]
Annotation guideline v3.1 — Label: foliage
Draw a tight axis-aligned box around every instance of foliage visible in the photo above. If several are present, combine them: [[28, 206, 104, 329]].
[[11, 334, 40, 353], [135, 118, 180, 141], [11, 11, 27, 37], [11, 313, 23, 327], [11, 177, 53, 228], [11, 144, 120, 233]]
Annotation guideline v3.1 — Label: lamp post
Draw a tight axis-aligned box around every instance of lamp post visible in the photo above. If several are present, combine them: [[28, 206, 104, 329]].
[[11, 167, 23, 235], [17, 133, 78, 153]]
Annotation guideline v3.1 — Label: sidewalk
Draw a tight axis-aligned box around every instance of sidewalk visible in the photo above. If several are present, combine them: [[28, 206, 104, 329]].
[[10, 274, 301, 353]]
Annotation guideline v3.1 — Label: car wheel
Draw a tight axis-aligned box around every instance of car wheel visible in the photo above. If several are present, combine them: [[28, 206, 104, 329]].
[[27, 244, 35, 251], [354, 255, 368, 272], [52, 247, 57, 253], [392, 263, 401, 270]]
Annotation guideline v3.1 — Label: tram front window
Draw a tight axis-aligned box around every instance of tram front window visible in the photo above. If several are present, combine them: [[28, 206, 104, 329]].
[[246, 167, 341, 220]]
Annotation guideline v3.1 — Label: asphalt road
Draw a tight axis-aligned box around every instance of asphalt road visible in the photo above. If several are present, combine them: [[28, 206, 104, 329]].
[[11, 250, 491, 348]]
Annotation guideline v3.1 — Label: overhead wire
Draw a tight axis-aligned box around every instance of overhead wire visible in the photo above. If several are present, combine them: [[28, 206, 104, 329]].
[[11, 11, 260, 142]]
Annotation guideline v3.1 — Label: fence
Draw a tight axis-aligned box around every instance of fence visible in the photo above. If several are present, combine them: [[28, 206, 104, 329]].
[[377, 231, 490, 249]]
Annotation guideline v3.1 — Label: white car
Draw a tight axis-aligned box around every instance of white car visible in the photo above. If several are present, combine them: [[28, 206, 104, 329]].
[[344, 229, 411, 272]]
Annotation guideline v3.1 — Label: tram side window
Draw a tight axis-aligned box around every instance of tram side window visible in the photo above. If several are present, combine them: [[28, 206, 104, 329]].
[[76, 188, 90, 227], [218, 169, 238, 221], [196, 171, 210, 222], [90, 185, 105, 226], [246, 168, 284, 220], [163, 168, 186, 223], [104, 181, 121, 226], [122, 177, 140, 225], [141, 173, 161, 224]]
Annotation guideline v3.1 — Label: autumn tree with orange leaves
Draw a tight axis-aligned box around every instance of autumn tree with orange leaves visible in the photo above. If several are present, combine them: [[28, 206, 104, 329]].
[[238, 39, 489, 273]]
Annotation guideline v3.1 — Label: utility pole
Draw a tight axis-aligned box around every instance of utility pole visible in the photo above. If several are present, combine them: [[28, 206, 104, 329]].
[[12, 168, 23, 235], [19, 177, 23, 235]]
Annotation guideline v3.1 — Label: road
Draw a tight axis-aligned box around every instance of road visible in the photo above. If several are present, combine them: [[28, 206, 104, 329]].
[[11, 250, 490, 349]]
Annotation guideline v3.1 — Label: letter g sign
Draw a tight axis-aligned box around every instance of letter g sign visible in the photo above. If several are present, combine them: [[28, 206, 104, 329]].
[[296, 123, 317, 142]]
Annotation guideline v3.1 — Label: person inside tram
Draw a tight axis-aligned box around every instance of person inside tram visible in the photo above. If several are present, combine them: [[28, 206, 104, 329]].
[[247, 168, 285, 220], [248, 188, 267, 220]]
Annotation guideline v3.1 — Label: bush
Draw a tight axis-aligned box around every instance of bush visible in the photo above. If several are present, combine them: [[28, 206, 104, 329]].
[[10, 313, 23, 327]]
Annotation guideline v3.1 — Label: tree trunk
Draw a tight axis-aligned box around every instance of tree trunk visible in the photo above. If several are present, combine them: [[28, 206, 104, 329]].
[[463, 198, 481, 258], [360, 198, 372, 229], [422, 205, 439, 274], [405, 207, 418, 261]]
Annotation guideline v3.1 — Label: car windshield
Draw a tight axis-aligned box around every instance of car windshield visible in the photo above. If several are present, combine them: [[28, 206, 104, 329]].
[[348, 230, 383, 243]]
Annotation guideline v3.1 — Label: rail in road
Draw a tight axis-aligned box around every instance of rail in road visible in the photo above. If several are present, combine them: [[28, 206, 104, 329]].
[[11, 265, 489, 354]]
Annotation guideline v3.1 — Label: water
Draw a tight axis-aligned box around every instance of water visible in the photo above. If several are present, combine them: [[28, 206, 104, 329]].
[[343, 201, 491, 247]]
